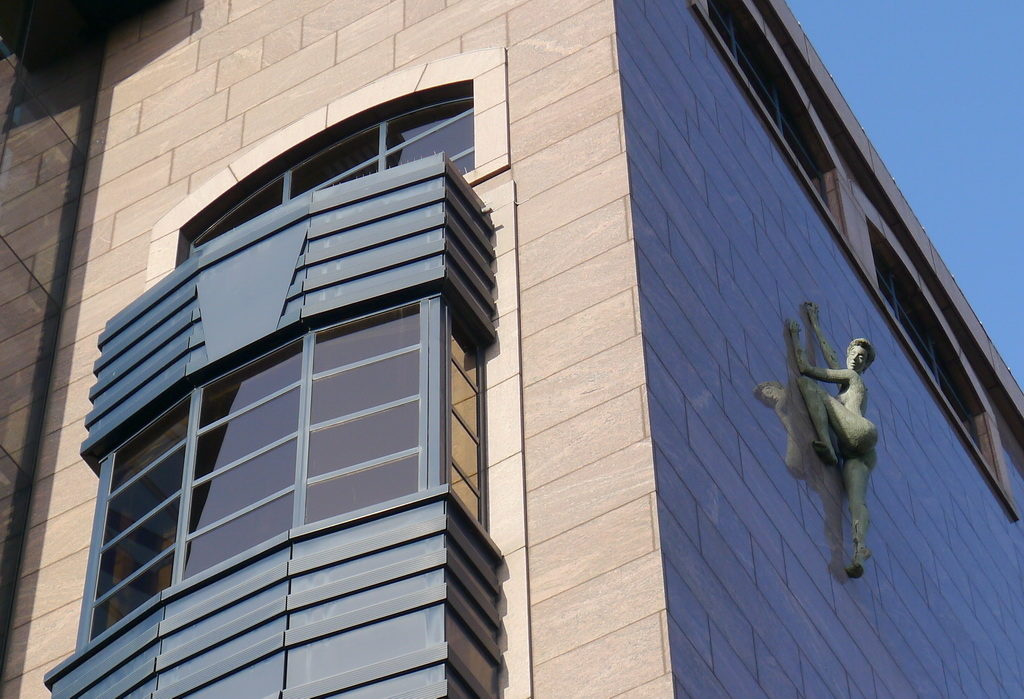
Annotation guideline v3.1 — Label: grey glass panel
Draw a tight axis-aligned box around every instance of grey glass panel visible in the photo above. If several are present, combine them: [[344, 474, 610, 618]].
[[79, 642, 159, 699], [450, 466, 478, 519], [92, 552, 173, 637], [286, 607, 443, 686], [305, 454, 419, 523], [290, 126, 380, 198], [163, 582, 288, 651], [194, 177, 285, 247], [98, 499, 179, 596], [451, 365, 477, 435], [446, 615, 497, 695], [310, 351, 418, 424], [112, 400, 189, 489], [307, 401, 419, 478], [194, 388, 299, 478], [159, 618, 286, 687], [329, 667, 444, 698], [291, 536, 443, 594], [189, 439, 296, 533], [290, 571, 443, 628], [450, 333, 477, 385], [184, 653, 284, 699], [184, 493, 293, 578], [451, 416, 478, 482], [313, 306, 419, 374], [200, 341, 302, 427], [105, 446, 184, 541]]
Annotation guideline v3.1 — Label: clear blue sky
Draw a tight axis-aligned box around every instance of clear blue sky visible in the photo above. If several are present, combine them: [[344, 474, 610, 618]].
[[785, 1, 1024, 382]]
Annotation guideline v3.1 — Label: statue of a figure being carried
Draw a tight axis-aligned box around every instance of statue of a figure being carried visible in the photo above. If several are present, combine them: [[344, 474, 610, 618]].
[[788, 302, 878, 578]]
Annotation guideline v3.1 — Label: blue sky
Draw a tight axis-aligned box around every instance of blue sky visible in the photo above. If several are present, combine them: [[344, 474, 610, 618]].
[[784, 1, 1024, 383]]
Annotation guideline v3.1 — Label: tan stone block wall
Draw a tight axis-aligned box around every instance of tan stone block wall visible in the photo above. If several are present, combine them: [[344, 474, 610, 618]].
[[4, 0, 672, 696]]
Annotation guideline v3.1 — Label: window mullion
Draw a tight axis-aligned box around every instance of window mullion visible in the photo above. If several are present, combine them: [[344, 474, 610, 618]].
[[294, 333, 314, 528], [172, 390, 202, 584]]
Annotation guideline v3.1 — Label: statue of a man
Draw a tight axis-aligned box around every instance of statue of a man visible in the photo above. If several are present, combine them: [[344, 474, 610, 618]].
[[787, 302, 878, 578]]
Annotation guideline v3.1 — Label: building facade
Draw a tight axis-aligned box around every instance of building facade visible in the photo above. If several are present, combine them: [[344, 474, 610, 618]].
[[2, 0, 1024, 696]]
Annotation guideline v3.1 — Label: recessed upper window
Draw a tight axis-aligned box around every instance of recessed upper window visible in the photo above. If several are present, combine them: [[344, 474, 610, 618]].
[[184, 96, 474, 254]]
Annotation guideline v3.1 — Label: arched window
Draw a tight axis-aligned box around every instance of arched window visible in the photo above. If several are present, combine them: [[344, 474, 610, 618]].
[[181, 89, 474, 255]]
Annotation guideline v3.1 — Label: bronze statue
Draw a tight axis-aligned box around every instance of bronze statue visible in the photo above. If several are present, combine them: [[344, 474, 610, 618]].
[[787, 302, 877, 578]]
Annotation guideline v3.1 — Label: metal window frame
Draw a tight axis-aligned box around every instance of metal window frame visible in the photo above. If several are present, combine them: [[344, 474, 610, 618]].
[[83, 296, 484, 640]]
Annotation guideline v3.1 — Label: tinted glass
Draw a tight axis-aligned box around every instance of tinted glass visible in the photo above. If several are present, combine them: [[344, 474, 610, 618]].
[[183, 493, 293, 578], [451, 365, 477, 434], [451, 415, 478, 481], [200, 342, 302, 427], [92, 553, 173, 637], [386, 115, 474, 170], [310, 351, 418, 424], [451, 333, 477, 385], [194, 388, 300, 478], [450, 465, 478, 518], [290, 126, 380, 198], [194, 177, 285, 247], [307, 401, 419, 478], [452, 150, 475, 173], [105, 447, 184, 541], [313, 306, 419, 374], [97, 500, 179, 596], [189, 440, 296, 533], [112, 401, 188, 489], [305, 454, 419, 523]]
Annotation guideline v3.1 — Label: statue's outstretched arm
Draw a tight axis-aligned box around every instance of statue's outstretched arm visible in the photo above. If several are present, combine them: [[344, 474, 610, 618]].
[[803, 302, 840, 370]]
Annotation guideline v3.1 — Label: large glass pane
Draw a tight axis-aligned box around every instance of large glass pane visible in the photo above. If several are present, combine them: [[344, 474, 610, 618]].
[[194, 388, 299, 478], [183, 493, 293, 578], [290, 126, 380, 198], [97, 499, 178, 596], [451, 364, 477, 434], [451, 415, 478, 482], [451, 332, 477, 385], [112, 401, 188, 489], [193, 177, 285, 248], [313, 306, 419, 374], [305, 454, 419, 523], [310, 351, 418, 424], [189, 439, 296, 533], [200, 341, 301, 427], [385, 101, 473, 168], [450, 465, 478, 519], [307, 401, 419, 478], [105, 446, 184, 542], [92, 553, 173, 637]]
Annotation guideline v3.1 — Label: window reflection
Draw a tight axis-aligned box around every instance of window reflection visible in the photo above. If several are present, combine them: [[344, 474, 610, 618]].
[[449, 330, 481, 520], [112, 400, 188, 489], [310, 351, 419, 424], [305, 455, 419, 523], [313, 306, 419, 374], [307, 401, 419, 479], [184, 493, 294, 578], [200, 341, 301, 427], [194, 388, 300, 478]]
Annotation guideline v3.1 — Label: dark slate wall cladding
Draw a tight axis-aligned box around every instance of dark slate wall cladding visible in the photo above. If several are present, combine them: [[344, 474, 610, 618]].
[[83, 155, 495, 461], [615, 2, 1024, 697], [47, 496, 501, 698]]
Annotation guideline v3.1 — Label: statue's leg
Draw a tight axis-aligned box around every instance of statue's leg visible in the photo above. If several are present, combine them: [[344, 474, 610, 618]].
[[843, 451, 875, 578], [796, 376, 837, 464]]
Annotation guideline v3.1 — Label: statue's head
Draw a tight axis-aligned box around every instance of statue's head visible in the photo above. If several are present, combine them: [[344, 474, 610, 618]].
[[846, 338, 875, 373]]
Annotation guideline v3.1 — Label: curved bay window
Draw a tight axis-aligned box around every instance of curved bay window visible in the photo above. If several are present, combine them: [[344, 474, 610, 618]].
[[184, 95, 475, 254], [87, 302, 485, 639]]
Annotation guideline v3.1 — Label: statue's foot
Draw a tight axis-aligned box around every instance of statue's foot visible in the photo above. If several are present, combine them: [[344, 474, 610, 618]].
[[845, 545, 871, 578], [812, 440, 838, 465]]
